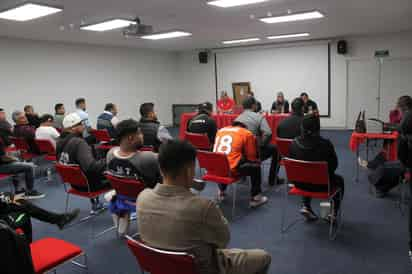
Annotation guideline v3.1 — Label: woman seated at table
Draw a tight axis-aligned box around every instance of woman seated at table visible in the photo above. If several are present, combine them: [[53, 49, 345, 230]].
[[271, 92, 289, 114]]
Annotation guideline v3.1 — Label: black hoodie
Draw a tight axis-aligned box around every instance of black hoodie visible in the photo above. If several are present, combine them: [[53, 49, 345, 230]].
[[289, 135, 338, 178]]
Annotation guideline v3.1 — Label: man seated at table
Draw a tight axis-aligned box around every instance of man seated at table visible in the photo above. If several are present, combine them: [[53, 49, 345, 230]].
[[57, 113, 109, 211], [187, 102, 217, 145], [217, 91, 235, 113], [247, 91, 262, 113], [277, 98, 304, 139], [137, 139, 271, 274], [289, 114, 344, 221], [300, 92, 318, 114], [12, 110, 40, 154], [214, 121, 268, 207], [271, 92, 289, 114], [235, 97, 281, 186], [138, 102, 172, 152]]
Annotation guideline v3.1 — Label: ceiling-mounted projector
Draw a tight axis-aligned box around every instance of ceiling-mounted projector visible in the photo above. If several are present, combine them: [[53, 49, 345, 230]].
[[122, 17, 153, 37]]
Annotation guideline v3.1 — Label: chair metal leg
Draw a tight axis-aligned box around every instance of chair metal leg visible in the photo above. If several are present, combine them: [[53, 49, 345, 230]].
[[65, 193, 70, 213], [231, 183, 237, 220], [329, 191, 344, 241]]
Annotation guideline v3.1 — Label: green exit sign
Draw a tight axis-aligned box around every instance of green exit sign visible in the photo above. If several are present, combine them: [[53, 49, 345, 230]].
[[375, 50, 390, 58]]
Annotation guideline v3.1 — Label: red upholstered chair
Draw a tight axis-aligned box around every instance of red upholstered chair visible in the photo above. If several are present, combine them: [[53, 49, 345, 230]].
[[9, 136, 38, 161], [30, 237, 87, 274], [35, 139, 57, 161], [197, 150, 242, 219], [185, 132, 211, 151], [139, 146, 154, 152], [91, 129, 115, 150], [55, 163, 112, 224], [276, 138, 293, 159], [126, 235, 198, 274], [281, 158, 343, 240]]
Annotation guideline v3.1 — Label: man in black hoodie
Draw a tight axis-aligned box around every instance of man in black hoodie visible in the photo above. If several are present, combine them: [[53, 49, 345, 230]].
[[277, 98, 305, 139], [289, 114, 344, 221], [56, 113, 109, 211], [187, 102, 217, 145]]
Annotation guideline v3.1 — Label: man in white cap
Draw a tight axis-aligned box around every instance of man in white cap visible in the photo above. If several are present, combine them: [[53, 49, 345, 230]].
[[56, 113, 109, 211]]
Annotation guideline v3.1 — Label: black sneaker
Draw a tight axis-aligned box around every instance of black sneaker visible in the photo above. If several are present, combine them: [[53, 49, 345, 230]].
[[24, 190, 46, 199], [299, 206, 318, 222], [57, 209, 80, 229], [90, 202, 106, 215]]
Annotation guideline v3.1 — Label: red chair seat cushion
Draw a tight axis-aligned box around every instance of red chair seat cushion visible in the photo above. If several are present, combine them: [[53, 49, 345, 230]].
[[289, 186, 338, 199], [30, 237, 82, 274], [44, 155, 57, 161], [0, 173, 11, 180], [68, 186, 112, 198], [97, 144, 115, 150], [202, 174, 239, 185]]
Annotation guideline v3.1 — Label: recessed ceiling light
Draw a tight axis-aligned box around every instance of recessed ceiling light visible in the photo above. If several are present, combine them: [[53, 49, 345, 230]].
[[260, 10, 324, 24], [0, 3, 62, 22], [222, 38, 260, 44], [207, 0, 268, 8], [80, 19, 136, 32], [141, 31, 192, 40], [267, 33, 310, 40]]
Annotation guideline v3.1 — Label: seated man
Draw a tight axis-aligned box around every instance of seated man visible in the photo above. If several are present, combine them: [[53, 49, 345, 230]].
[[271, 92, 289, 114], [300, 92, 318, 114], [106, 119, 161, 236], [217, 91, 235, 113], [138, 102, 172, 151], [137, 140, 271, 274], [75, 98, 96, 144], [0, 108, 13, 147], [35, 114, 60, 149], [235, 97, 280, 186], [277, 97, 305, 139], [0, 136, 44, 199], [56, 113, 109, 210], [53, 103, 65, 130], [289, 114, 344, 221], [0, 192, 79, 243], [214, 121, 268, 207], [24, 105, 41, 129], [97, 103, 119, 138], [12, 110, 40, 154], [187, 102, 217, 145]]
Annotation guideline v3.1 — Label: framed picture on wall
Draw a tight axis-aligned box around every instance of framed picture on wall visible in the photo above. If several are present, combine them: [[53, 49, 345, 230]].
[[232, 82, 251, 105]]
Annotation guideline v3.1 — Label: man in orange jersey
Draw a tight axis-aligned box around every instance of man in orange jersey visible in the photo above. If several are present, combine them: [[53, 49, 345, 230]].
[[213, 121, 268, 208]]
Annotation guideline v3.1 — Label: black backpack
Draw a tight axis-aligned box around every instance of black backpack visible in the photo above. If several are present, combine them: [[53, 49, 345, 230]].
[[0, 220, 34, 274]]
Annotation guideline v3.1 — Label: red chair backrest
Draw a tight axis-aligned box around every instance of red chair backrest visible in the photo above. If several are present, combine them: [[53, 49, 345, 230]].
[[139, 146, 154, 152], [276, 138, 293, 158], [126, 236, 198, 274], [185, 132, 211, 150], [10, 136, 30, 151], [283, 158, 329, 186], [55, 163, 89, 189], [105, 173, 145, 198], [35, 139, 56, 156], [91, 129, 112, 142], [197, 151, 231, 177]]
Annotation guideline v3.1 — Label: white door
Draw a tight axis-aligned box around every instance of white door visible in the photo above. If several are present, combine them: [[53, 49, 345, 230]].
[[346, 59, 379, 129], [380, 58, 412, 121]]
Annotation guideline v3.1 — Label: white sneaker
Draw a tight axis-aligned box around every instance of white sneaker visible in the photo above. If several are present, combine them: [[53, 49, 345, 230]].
[[250, 194, 268, 208]]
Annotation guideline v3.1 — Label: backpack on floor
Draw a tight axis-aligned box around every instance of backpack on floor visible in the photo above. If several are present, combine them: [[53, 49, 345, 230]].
[[0, 220, 34, 274], [368, 161, 404, 193]]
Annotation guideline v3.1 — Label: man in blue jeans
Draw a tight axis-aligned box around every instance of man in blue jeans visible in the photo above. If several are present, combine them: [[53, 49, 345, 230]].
[[0, 138, 44, 199]]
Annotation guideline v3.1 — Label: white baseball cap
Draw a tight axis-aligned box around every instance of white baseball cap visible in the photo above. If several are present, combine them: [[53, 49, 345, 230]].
[[63, 113, 83, 129]]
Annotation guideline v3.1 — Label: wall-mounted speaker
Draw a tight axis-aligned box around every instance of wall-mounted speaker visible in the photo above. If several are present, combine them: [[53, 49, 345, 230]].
[[337, 40, 347, 54], [199, 51, 208, 64]]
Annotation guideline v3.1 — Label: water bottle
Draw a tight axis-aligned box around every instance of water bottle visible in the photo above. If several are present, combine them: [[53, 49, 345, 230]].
[[46, 168, 52, 181]]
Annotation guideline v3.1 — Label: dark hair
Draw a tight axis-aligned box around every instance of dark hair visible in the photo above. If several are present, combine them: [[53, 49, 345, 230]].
[[232, 121, 247, 128], [75, 98, 85, 107], [105, 103, 115, 112], [55, 103, 64, 113], [158, 140, 196, 179], [301, 114, 320, 136], [242, 96, 257, 110], [116, 119, 139, 142], [40, 114, 54, 124], [0, 108, 4, 112], [198, 102, 213, 114], [140, 103, 154, 117], [300, 92, 308, 98], [24, 105, 33, 112], [397, 96, 412, 112], [291, 98, 304, 114]]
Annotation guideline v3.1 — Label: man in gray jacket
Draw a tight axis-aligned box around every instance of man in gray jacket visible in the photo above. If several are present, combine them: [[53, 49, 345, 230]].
[[137, 140, 271, 274]]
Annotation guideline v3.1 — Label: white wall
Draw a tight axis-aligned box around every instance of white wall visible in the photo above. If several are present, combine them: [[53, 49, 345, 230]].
[[0, 38, 179, 125], [175, 31, 412, 128]]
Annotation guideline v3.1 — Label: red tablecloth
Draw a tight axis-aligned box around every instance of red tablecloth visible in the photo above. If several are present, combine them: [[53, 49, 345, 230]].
[[179, 113, 290, 144], [349, 132, 399, 161]]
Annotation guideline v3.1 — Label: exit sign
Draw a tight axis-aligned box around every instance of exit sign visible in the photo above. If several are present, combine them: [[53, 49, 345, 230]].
[[375, 50, 390, 58]]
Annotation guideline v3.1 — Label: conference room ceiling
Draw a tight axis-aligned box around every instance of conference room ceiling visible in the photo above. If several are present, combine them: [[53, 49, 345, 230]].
[[0, 0, 411, 51]]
